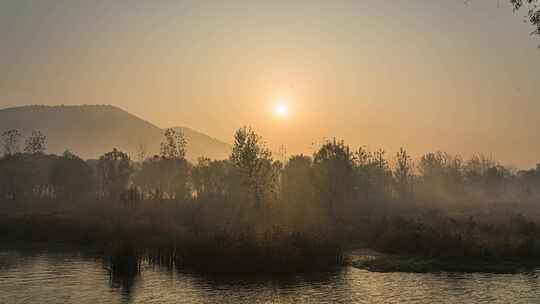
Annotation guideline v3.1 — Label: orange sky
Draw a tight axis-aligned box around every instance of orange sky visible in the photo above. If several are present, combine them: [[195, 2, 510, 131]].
[[1, 0, 540, 168]]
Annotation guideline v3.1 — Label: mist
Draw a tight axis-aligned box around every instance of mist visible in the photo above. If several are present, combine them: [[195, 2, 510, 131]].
[[2, 1, 540, 303]]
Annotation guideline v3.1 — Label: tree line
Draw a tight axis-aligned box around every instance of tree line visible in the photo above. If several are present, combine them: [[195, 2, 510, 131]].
[[2, 126, 540, 231]]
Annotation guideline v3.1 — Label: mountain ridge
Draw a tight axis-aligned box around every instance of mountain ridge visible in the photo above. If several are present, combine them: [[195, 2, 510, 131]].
[[0, 104, 231, 161]]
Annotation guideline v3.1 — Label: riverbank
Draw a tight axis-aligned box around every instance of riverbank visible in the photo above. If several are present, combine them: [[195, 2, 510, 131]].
[[351, 254, 538, 274], [0, 209, 345, 275]]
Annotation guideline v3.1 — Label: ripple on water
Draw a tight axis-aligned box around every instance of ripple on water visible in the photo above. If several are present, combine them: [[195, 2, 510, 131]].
[[1, 250, 540, 303]]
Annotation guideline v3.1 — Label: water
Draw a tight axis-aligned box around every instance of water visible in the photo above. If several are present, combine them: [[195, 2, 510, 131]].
[[1, 248, 540, 304]]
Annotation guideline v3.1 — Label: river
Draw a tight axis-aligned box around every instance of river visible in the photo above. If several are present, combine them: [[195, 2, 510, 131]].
[[1, 248, 540, 303]]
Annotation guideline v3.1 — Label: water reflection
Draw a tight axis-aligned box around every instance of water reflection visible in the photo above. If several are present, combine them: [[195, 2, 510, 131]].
[[1, 248, 540, 303], [108, 266, 139, 301]]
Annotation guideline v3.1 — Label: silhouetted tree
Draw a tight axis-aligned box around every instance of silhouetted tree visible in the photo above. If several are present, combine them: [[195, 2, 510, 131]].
[[484, 164, 510, 200], [517, 163, 540, 200], [0, 154, 28, 201], [133, 155, 191, 200], [160, 128, 187, 160], [50, 150, 95, 201], [160, 128, 190, 199], [133, 155, 163, 199], [96, 148, 133, 200], [192, 157, 237, 200], [511, 0, 540, 37], [354, 147, 392, 203], [416, 151, 464, 203], [0, 152, 55, 202], [281, 154, 316, 229], [393, 148, 414, 200], [230, 127, 279, 209], [133, 129, 191, 200], [161, 157, 191, 200], [24, 130, 46, 154], [312, 139, 354, 223], [135, 142, 148, 164], [1, 129, 21, 156], [464, 154, 496, 199]]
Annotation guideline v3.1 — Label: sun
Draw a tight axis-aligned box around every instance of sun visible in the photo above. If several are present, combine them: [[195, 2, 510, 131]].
[[274, 102, 289, 118]]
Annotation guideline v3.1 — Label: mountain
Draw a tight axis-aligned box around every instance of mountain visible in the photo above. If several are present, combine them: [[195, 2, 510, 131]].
[[0, 105, 231, 161]]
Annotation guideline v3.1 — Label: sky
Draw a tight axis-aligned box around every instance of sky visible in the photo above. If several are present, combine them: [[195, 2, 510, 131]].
[[1, 0, 539, 168]]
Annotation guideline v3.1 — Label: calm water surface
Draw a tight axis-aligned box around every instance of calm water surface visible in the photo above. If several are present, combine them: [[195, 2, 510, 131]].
[[1, 248, 540, 304]]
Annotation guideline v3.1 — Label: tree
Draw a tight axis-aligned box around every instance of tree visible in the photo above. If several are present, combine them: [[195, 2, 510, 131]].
[[354, 147, 392, 203], [230, 127, 279, 208], [417, 151, 464, 203], [133, 129, 191, 200], [312, 139, 355, 222], [160, 128, 187, 160], [467, 1, 540, 43], [281, 154, 316, 229], [24, 130, 46, 154], [159, 157, 191, 200], [135, 142, 148, 163], [0, 152, 55, 202], [160, 128, 190, 199], [50, 150, 95, 201], [133, 155, 163, 199], [192, 157, 235, 200], [511, 0, 540, 37], [464, 154, 497, 197], [484, 165, 509, 200], [1, 129, 21, 156], [517, 163, 540, 199], [393, 147, 414, 200], [0, 153, 27, 201], [96, 148, 133, 200], [282, 155, 314, 203]]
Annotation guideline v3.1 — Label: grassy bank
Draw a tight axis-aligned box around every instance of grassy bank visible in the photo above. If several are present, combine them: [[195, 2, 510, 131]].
[[352, 254, 538, 274], [345, 212, 540, 274], [0, 201, 345, 275]]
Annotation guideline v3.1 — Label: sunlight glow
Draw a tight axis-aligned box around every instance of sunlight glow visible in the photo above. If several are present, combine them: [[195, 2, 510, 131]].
[[274, 102, 289, 118]]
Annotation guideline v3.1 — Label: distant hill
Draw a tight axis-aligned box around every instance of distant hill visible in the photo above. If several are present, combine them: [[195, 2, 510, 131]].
[[0, 105, 231, 161]]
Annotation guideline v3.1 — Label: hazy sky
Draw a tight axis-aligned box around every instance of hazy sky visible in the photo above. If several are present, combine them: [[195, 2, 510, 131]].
[[1, 0, 539, 168]]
